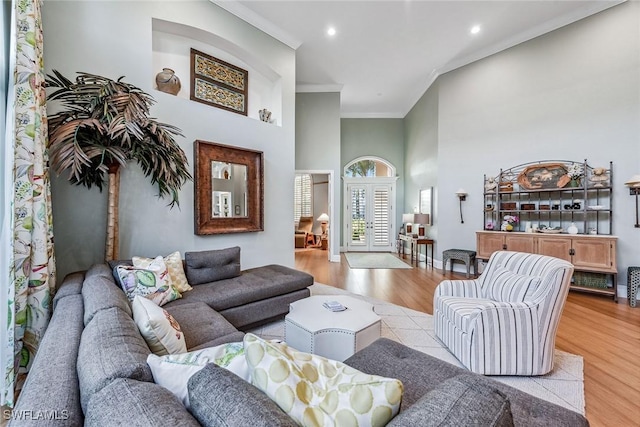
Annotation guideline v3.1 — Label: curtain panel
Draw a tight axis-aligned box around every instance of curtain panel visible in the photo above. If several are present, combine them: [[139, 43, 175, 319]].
[[2, 0, 55, 408]]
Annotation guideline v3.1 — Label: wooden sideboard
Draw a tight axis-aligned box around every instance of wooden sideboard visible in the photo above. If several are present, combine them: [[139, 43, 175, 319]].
[[476, 231, 618, 300]]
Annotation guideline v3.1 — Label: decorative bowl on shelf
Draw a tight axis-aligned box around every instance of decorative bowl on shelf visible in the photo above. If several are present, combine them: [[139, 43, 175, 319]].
[[536, 227, 564, 234]]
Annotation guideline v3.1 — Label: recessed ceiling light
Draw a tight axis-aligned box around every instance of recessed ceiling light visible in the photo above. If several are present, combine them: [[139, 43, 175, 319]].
[[327, 27, 336, 36], [470, 25, 481, 35]]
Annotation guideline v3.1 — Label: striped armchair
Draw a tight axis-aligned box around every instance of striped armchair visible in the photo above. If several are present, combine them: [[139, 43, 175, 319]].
[[434, 251, 574, 376]]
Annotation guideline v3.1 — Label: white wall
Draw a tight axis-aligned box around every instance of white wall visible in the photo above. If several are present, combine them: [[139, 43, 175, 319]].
[[433, 2, 640, 292], [43, 1, 296, 280], [312, 174, 329, 236], [295, 92, 342, 261]]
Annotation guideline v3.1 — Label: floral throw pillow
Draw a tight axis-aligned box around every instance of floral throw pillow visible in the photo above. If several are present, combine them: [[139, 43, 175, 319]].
[[132, 251, 192, 293], [132, 296, 186, 356], [116, 256, 181, 306], [244, 333, 403, 427]]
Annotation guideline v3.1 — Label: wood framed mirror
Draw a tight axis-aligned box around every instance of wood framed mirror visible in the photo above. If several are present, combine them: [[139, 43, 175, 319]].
[[194, 140, 264, 234]]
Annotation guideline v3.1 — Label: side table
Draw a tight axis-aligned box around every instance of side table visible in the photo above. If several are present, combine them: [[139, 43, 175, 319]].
[[398, 234, 434, 268], [442, 249, 477, 278]]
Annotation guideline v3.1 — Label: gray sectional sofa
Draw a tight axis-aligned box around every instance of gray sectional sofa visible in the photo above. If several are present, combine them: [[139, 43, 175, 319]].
[[9, 247, 589, 426]]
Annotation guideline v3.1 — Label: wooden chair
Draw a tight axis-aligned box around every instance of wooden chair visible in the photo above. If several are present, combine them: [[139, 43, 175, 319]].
[[294, 217, 315, 248]]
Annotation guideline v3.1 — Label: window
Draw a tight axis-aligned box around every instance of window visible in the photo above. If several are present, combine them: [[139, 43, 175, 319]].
[[294, 174, 312, 224], [344, 157, 394, 178]]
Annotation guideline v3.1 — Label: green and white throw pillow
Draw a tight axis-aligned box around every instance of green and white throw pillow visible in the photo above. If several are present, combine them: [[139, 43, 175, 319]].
[[132, 296, 186, 356], [116, 256, 181, 306], [133, 251, 192, 293], [147, 342, 249, 408], [244, 333, 403, 427]]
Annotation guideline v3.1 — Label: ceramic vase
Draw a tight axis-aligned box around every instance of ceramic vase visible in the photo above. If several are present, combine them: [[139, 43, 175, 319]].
[[259, 109, 272, 122], [155, 68, 181, 95], [567, 222, 579, 235]]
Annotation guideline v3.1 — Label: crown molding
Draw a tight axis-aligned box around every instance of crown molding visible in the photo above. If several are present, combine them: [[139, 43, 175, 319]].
[[211, 0, 302, 49], [341, 112, 405, 119], [296, 84, 344, 93]]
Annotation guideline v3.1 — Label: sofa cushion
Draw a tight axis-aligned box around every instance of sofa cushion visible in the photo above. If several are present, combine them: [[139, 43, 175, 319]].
[[188, 363, 298, 427], [485, 266, 541, 302], [166, 264, 313, 313], [86, 263, 114, 280], [11, 294, 85, 426], [116, 257, 182, 306], [164, 301, 241, 350], [52, 271, 84, 309], [387, 374, 514, 427], [219, 288, 311, 329], [85, 378, 200, 427], [344, 338, 589, 426], [184, 246, 241, 285], [133, 251, 192, 293], [188, 332, 247, 351], [82, 274, 132, 326], [77, 307, 153, 412], [244, 334, 403, 427], [147, 342, 249, 408], [132, 296, 187, 355]]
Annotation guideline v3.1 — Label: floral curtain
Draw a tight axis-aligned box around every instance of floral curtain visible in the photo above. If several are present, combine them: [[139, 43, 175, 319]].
[[2, 0, 55, 408]]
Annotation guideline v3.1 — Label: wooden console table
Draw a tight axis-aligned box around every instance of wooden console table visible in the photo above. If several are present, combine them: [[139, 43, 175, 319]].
[[398, 234, 434, 267]]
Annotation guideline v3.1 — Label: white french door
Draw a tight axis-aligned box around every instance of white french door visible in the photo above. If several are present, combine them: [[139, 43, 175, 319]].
[[345, 182, 394, 252]]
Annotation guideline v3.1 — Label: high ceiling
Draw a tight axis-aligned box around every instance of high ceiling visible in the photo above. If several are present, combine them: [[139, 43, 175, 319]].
[[216, 0, 624, 118]]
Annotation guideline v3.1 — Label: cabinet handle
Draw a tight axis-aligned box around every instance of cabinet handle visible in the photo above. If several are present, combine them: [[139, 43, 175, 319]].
[[569, 248, 575, 256], [502, 244, 507, 250]]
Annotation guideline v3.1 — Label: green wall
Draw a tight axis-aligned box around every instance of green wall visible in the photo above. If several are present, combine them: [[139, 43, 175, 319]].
[[404, 81, 439, 254], [341, 119, 404, 246]]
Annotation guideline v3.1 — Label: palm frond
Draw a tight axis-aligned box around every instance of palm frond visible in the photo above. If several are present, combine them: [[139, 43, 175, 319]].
[[46, 70, 191, 206]]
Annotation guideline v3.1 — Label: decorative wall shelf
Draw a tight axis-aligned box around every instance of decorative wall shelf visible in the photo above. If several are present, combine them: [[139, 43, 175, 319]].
[[480, 159, 618, 301]]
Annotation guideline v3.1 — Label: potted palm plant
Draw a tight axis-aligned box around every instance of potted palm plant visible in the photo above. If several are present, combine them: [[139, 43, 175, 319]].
[[46, 71, 192, 260]]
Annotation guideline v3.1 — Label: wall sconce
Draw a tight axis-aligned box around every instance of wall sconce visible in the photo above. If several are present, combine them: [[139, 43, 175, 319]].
[[625, 175, 640, 228], [413, 213, 430, 236], [455, 189, 467, 224]]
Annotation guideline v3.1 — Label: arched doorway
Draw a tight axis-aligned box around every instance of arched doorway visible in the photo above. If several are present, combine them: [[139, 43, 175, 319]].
[[343, 156, 397, 252]]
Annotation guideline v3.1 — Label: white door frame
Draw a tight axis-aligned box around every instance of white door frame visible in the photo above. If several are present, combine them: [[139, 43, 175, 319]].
[[295, 169, 339, 262], [343, 176, 398, 252]]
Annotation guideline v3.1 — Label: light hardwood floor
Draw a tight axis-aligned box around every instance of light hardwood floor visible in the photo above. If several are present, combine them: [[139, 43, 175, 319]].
[[295, 249, 640, 427]]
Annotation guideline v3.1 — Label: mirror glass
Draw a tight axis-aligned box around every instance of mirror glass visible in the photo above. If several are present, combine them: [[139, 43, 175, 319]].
[[211, 161, 247, 217], [194, 140, 264, 235], [420, 187, 433, 225]]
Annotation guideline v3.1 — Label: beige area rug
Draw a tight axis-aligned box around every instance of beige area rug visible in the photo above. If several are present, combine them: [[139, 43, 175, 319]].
[[248, 283, 585, 415], [344, 252, 412, 269]]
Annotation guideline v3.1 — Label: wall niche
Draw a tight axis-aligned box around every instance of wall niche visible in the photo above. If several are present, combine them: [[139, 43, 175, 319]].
[[151, 18, 282, 126]]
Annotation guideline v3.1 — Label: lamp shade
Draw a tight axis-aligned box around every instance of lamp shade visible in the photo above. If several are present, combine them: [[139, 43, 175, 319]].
[[455, 188, 467, 197], [625, 175, 640, 187], [317, 213, 330, 223], [402, 213, 414, 223], [413, 213, 430, 225]]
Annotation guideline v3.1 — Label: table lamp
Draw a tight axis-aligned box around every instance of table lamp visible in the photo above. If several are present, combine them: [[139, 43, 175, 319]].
[[317, 213, 330, 236], [413, 213, 430, 237], [402, 213, 414, 234]]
